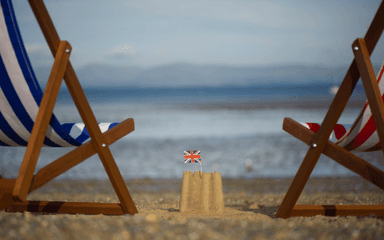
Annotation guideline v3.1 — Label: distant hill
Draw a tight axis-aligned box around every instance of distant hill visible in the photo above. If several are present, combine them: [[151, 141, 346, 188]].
[[33, 63, 381, 88]]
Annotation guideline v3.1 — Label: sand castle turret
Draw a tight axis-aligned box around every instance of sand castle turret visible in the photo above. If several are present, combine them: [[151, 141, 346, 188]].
[[179, 171, 224, 214]]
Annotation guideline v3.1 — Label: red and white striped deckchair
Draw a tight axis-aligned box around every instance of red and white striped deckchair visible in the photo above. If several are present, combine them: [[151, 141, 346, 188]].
[[303, 63, 384, 152], [277, 1, 384, 219], [0, 0, 138, 215]]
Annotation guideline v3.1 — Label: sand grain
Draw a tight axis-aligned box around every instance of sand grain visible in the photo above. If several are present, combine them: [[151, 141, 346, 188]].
[[1, 177, 384, 239]]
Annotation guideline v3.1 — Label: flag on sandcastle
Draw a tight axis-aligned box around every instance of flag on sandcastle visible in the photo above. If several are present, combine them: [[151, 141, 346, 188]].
[[183, 150, 201, 163], [184, 150, 202, 172]]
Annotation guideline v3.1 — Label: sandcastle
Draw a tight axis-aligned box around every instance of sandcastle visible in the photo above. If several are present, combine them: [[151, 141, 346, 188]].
[[179, 171, 224, 214]]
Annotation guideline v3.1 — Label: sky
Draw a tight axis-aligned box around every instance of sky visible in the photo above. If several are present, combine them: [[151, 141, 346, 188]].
[[11, 0, 384, 69]]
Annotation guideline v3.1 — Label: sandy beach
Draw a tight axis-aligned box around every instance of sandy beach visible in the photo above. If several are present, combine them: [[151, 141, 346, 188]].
[[1, 177, 384, 239]]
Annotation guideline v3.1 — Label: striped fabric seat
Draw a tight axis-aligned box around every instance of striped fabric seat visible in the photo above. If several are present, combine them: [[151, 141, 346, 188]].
[[302, 64, 384, 152], [0, 0, 117, 147]]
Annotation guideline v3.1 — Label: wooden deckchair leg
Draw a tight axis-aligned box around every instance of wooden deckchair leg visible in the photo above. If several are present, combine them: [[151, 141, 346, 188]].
[[63, 70, 138, 215], [353, 38, 384, 152], [275, 60, 363, 219], [12, 41, 71, 202], [0, 193, 14, 212], [276, 2, 384, 219], [0, 179, 15, 211], [28, 0, 138, 215]]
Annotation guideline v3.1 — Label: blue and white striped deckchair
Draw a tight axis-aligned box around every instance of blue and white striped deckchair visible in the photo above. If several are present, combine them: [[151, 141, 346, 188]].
[[0, 0, 138, 215], [276, 1, 384, 219]]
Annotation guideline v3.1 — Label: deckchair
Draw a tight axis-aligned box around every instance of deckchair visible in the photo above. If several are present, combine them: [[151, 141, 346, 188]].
[[276, 1, 384, 219], [0, 0, 138, 215]]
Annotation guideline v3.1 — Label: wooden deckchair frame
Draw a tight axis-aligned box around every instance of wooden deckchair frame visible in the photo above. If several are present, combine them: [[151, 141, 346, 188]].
[[276, 1, 384, 219], [0, 0, 138, 215]]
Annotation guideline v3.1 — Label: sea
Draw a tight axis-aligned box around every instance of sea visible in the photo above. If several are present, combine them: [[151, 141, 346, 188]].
[[2, 83, 384, 180]]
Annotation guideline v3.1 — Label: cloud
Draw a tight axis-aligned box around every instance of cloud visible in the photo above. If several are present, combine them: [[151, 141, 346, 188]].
[[111, 44, 136, 54], [106, 44, 137, 63]]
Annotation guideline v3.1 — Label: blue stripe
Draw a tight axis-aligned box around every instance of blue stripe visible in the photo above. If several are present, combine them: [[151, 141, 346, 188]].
[[0, 111, 28, 146], [75, 132, 89, 144], [61, 123, 119, 145], [82, 126, 89, 137], [60, 124, 72, 134], [0, 139, 10, 146], [2, 0, 43, 105], [74, 126, 89, 143], [0, 55, 61, 147], [1, 0, 81, 147]]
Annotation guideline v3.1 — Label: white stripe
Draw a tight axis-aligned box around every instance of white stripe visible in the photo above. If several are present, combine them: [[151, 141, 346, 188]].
[[99, 123, 112, 133], [0, 88, 31, 143], [45, 125, 73, 147], [69, 123, 85, 139], [353, 130, 379, 152], [0, 129, 18, 146], [0, 8, 73, 147]]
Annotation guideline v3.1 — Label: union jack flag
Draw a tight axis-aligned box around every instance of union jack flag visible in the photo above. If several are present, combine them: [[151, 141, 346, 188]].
[[184, 150, 201, 163]]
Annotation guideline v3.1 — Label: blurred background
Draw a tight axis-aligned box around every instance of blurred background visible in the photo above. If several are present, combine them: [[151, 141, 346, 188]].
[[2, 0, 384, 179]]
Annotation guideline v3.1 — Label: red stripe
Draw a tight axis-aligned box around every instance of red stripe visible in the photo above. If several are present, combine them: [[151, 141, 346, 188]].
[[348, 65, 384, 150], [306, 123, 320, 133], [306, 123, 347, 140], [333, 124, 347, 140], [349, 117, 376, 150]]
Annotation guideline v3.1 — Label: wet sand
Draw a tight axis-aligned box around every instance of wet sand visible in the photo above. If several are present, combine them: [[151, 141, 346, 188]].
[[1, 177, 384, 239]]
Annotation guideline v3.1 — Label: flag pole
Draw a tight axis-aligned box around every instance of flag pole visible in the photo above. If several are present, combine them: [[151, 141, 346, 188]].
[[200, 161, 202, 173]]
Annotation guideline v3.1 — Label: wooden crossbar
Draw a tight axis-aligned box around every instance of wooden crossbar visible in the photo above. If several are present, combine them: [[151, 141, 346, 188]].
[[0, 0, 138, 216], [10, 201, 126, 215], [290, 205, 384, 218], [30, 118, 135, 193], [276, 1, 384, 219], [282, 117, 384, 190]]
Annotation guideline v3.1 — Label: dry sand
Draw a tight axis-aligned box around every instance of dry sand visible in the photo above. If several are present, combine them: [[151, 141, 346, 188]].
[[1, 177, 384, 239]]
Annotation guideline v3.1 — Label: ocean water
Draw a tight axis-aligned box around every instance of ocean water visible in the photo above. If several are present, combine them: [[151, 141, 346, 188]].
[[2, 84, 383, 179]]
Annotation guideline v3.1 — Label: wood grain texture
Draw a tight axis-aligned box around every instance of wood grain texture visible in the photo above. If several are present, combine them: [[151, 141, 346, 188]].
[[0, 179, 16, 193], [63, 67, 137, 215], [283, 118, 384, 190], [30, 119, 135, 192], [13, 41, 71, 202], [276, 1, 384, 219], [10, 201, 125, 215], [0, 193, 14, 212], [290, 205, 384, 217]]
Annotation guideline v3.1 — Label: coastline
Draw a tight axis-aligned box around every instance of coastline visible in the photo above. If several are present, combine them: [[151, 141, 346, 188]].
[[193, 99, 366, 110]]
